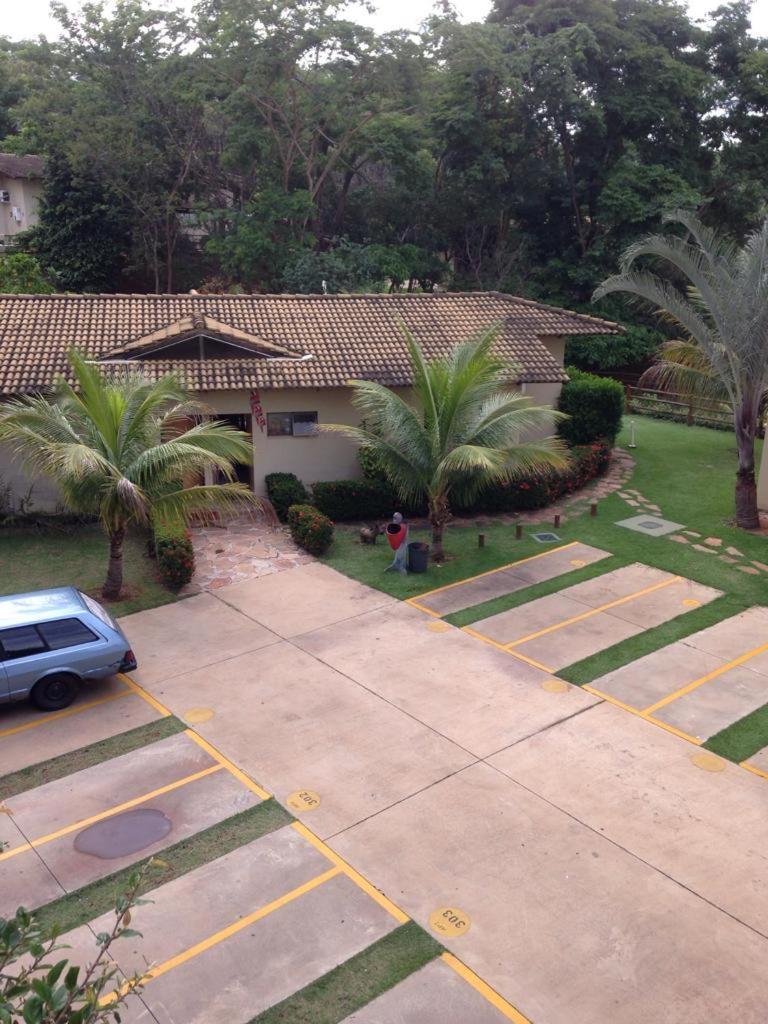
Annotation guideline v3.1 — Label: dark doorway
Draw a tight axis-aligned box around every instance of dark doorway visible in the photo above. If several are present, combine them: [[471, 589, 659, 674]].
[[215, 413, 253, 487]]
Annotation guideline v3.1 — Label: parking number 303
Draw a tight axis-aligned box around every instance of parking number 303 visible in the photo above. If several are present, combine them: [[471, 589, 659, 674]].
[[428, 907, 471, 936]]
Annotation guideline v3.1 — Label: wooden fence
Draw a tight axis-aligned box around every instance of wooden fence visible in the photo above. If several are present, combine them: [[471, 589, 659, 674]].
[[624, 385, 733, 430]]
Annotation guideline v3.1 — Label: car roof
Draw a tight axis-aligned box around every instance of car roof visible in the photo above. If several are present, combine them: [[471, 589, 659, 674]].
[[0, 587, 88, 628]]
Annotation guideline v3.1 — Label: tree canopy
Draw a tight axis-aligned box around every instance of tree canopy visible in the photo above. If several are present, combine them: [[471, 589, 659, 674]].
[[0, 0, 766, 363]]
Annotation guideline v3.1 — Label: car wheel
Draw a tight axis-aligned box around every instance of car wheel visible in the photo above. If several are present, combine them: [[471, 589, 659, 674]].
[[31, 673, 78, 711]]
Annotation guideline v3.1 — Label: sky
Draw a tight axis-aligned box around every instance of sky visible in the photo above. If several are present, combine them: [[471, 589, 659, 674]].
[[4, 0, 768, 41]]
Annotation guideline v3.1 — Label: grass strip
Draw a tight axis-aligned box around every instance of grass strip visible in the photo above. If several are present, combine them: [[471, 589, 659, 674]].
[[252, 921, 442, 1024], [33, 799, 291, 936], [0, 715, 187, 798], [704, 703, 768, 762], [444, 554, 628, 628], [558, 594, 745, 686]]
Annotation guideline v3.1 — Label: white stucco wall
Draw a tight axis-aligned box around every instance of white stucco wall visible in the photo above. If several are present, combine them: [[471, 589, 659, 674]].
[[0, 175, 42, 239], [0, 443, 62, 513], [202, 387, 369, 494]]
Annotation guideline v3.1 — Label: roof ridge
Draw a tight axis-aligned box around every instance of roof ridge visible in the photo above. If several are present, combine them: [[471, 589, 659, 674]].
[[491, 290, 622, 329], [0, 290, 507, 300]]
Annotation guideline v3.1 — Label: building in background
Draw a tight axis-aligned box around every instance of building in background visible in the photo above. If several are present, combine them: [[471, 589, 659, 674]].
[[0, 154, 44, 246]]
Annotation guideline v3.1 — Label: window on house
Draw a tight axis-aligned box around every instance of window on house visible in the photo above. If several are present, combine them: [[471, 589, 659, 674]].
[[267, 411, 318, 437]]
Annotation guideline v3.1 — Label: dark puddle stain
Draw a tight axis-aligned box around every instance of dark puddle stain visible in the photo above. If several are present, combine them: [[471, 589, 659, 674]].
[[74, 808, 172, 859]]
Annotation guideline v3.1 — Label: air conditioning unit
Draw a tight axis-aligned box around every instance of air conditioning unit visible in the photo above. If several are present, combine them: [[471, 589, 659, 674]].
[[0, 191, 9, 203], [11, 206, 22, 222]]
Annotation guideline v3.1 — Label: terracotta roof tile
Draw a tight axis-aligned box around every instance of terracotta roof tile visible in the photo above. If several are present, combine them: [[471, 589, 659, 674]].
[[0, 153, 44, 179], [0, 292, 621, 395]]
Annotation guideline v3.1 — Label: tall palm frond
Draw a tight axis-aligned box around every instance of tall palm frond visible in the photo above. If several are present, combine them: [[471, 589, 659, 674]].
[[325, 326, 566, 560], [594, 210, 768, 528], [0, 349, 263, 597]]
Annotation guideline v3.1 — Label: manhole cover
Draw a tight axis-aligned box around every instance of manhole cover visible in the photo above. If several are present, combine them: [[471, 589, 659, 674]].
[[531, 532, 560, 543], [74, 808, 172, 859], [615, 515, 684, 537]]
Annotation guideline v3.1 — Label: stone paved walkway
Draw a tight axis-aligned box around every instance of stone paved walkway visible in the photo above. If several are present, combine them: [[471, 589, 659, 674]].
[[182, 515, 314, 594]]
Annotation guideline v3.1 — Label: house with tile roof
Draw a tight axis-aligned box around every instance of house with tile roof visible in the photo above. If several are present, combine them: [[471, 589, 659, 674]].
[[0, 291, 621, 509], [0, 154, 44, 245]]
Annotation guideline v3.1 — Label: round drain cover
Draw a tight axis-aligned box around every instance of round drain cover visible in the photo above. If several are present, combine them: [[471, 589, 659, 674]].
[[74, 808, 172, 859]]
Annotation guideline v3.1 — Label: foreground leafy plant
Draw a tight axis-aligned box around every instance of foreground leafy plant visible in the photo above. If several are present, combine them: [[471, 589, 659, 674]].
[[0, 865, 150, 1023]]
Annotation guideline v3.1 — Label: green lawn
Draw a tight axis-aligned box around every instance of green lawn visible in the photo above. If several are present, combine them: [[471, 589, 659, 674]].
[[323, 417, 768, 610], [0, 523, 179, 616]]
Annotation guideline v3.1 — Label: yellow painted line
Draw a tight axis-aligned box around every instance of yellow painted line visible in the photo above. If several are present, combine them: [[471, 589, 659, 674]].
[[0, 688, 132, 739], [406, 542, 580, 606], [185, 729, 271, 800], [442, 953, 532, 1023], [118, 673, 172, 717], [741, 761, 768, 781], [292, 821, 410, 924], [0, 764, 224, 861], [103, 866, 341, 1004], [461, 626, 555, 673], [405, 598, 443, 618], [506, 575, 682, 649], [642, 640, 768, 715], [583, 685, 702, 745]]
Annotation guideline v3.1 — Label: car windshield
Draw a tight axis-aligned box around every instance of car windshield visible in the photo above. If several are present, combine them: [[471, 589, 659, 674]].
[[79, 591, 118, 630]]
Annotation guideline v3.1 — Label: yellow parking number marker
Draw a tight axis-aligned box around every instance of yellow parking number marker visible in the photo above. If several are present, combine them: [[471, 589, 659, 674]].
[[429, 907, 471, 937], [427, 621, 451, 633], [287, 790, 321, 813], [691, 752, 726, 773], [682, 598, 701, 608], [184, 707, 215, 724], [542, 678, 569, 693], [570, 559, 587, 567]]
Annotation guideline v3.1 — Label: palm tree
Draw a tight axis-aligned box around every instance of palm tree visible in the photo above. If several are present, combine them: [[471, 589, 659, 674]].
[[594, 210, 768, 530], [325, 328, 567, 561], [0, 350, 262, 598]]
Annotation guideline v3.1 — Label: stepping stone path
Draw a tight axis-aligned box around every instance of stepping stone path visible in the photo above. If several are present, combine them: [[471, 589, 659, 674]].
[[183, 514, 314, 594]]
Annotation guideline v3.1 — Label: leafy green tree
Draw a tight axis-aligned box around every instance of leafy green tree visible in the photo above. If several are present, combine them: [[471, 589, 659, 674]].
[[0, 252, 52, 293], [0, 351, 261, 598], [26, 153, 131, 292], [325, 329, 566, 560], [595, 210, 768, 530]]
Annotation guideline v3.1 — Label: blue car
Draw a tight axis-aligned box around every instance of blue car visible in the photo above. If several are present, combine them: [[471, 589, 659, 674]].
[[0, 587, 137, 711]]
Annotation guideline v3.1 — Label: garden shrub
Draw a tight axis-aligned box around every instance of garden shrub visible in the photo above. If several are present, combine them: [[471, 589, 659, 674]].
[[312, 478, 396, 521], [265, 471, 309, 521], [154, 519, 195, 590], [455, 440, 612, 514], [287, 503, 334, 555], [557, 367, 624, 445]]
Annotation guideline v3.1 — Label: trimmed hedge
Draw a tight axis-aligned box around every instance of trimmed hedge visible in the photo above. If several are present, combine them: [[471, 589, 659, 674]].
[[557, 367, 624, 445], [455, 441, 612, 514], [287, 503, 334, 555], [265, 472, 309, 522], [312, 478, 395, 521], [153, 519, 195, 590]]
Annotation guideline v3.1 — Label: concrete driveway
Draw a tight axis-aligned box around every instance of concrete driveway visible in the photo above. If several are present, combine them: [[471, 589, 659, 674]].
[[120, 561, 768, 1024]]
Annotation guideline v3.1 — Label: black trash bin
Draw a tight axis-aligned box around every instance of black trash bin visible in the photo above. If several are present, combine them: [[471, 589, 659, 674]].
[[408, 541, 429, 573]]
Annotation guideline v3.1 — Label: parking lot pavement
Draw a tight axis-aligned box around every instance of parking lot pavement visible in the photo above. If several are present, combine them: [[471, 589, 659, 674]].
[[0, 731, 260, 906], [588, 607, 768, 743], [487, 699, 768, 937], [332, 760, 768, 1024], [54, 826, 403, 1024], [130, 640, 474, 839], [407, 541, 610, 618], [469, 564, 721, 672], [121, 592, 280, 687], [341, 956, 520, 1023], [218, 561, 397, 638], [295, 602, 599, 758], [0, 675, 161, 774]]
